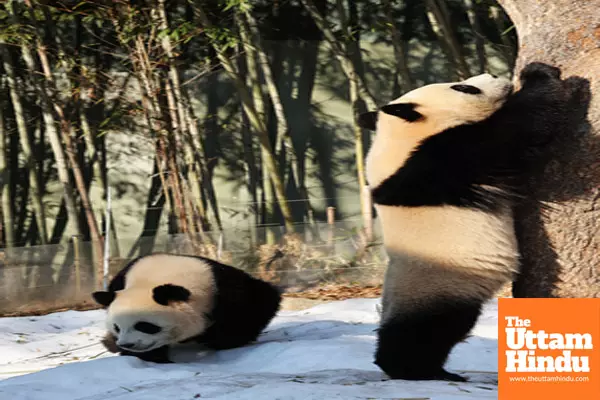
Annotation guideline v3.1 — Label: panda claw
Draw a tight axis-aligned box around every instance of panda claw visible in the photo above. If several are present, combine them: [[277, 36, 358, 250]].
[[439, 370, 468, 382]]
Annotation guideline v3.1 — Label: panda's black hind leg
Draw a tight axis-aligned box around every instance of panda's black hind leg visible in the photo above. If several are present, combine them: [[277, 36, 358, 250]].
[[374, 297, 481, 382]]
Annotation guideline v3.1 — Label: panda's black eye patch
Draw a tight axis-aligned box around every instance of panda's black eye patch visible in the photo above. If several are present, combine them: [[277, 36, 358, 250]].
[[450, 84, 482, 95], [134, 322, 162, 334]]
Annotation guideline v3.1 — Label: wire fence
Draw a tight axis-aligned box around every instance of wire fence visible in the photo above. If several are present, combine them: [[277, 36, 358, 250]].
[[0, 219, 387, 316]]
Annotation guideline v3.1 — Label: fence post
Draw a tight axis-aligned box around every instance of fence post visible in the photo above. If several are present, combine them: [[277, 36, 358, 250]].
[[102, 187, 112, 290], [72, 235, 82, 296], [326, 206, 335, 251], [217, 232, 223, 260]]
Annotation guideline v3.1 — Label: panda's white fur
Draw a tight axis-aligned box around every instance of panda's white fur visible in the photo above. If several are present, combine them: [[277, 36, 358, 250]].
[[92, 253, 282, 363], [358, 63, 577, 382]]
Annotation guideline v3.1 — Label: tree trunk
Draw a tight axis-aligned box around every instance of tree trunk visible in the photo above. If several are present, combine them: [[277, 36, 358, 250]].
[[497, 0, 600, 297]]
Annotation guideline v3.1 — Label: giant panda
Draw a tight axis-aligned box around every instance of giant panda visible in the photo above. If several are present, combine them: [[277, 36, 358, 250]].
[[357, 63, 580, 382], [91, 253, 282, 363]]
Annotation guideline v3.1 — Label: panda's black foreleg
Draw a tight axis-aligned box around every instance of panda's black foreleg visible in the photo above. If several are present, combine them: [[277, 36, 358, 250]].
[[120, 345, 173, 364], [374, 297, 482, 382]]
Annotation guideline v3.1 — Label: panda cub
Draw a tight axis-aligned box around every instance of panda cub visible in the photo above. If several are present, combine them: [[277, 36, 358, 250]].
[[357, 63, 580, 382], [92, 253, 282, 363]]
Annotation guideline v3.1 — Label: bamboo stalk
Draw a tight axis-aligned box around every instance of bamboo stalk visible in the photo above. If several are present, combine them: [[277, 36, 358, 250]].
[[156, 0, 210, 232], [0, 41, 48, 245], [238, 12, 277, 244], [464, 0, 487, 74], [194, 4, 295, 233], [299, 0, 377, 110], [23, 0, 104, 258], [0, 100, 14, 248], [382, 0, 414, 93], [72, 235, 82, 295], [425, 0, 471, 79], [8, 0, 81, 244]]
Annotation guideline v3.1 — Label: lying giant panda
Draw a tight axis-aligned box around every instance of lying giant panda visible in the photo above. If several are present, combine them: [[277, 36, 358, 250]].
[[92, 253, 282, 363], [358, 63, 580, 382]]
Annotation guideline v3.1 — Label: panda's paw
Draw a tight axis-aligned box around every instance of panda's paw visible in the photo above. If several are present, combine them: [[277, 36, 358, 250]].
[[563, 76, 591, 105], [520, 62, 562, 85], [100, 332, 120, 353]]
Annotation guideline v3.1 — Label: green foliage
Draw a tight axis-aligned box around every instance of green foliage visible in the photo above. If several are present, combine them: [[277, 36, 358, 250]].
[[0, 4, 35, 44], [157, 21, 200, 44], [222, 0, 252, 13], [0, 22, 35, 44], [203, 25, 240, 51]]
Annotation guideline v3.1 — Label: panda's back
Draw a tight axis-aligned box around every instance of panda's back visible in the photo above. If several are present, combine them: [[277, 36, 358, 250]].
[[125, 254, 214, 293]]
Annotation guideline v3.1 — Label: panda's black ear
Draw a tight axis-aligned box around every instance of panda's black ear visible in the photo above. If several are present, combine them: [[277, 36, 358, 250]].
[[92, 291, 116, 307], [380, 102, 423, 122], [153, 284, 191, 306], [357, 111, 378, 130]]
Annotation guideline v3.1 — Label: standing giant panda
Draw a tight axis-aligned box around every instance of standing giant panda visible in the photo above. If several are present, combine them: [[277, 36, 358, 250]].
[[357, 63, 580, 382], [92, 253, 282, 363]]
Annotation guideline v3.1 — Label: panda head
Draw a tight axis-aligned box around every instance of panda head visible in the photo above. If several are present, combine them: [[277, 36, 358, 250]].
[[359, 73, 514, 187], [92, 283, 209, 353]]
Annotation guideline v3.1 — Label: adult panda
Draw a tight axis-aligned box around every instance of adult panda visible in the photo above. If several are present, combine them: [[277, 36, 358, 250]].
[[92, 253, 282, 363], [357, 63, 581, 382]]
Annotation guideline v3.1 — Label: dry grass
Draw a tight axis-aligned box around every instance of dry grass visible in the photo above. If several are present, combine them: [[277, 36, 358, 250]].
[[1, 282, 515, 318], [284, 284, 382, 301], [0, 230, 514, 317], [0, 301, 101, 318]]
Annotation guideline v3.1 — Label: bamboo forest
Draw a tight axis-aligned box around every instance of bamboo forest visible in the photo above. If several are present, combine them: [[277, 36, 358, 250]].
[[0, 0, 518, 313]]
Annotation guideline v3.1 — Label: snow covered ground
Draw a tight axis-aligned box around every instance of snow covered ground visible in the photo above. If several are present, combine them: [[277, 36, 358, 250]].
[[0, 298, 500, 399]]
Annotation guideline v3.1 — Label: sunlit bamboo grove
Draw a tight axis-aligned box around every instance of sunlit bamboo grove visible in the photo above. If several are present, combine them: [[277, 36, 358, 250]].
[[0, 0, 517, 252]]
